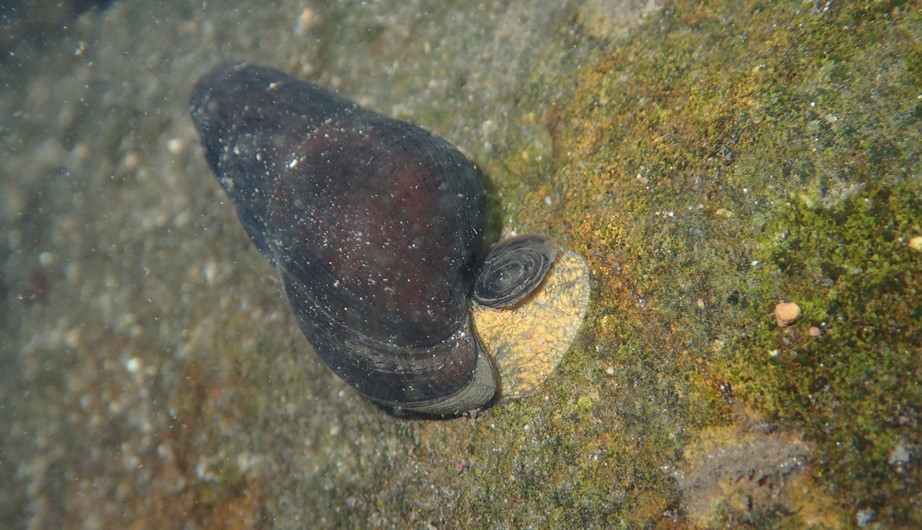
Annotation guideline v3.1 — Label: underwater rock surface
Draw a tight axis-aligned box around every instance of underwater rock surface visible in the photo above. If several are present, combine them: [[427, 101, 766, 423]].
[[1, 0, 919, 528]]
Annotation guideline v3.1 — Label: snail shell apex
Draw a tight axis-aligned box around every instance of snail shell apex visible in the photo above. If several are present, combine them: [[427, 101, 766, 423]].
[[473, 234, 557, 308]]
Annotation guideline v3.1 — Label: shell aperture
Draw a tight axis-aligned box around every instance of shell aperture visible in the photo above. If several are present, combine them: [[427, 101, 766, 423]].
[[189, 62, 589, 416]]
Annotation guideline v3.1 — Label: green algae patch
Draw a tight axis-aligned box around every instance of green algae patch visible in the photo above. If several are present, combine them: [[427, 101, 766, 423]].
[[483, 0, 922, 527], [724, 184, 922, 524]]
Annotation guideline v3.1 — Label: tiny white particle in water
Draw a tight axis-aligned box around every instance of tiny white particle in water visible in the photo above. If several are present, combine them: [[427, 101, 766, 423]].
[[126, 357, 141, 373], [204, 260, 217, 284], [856, 508, 875, 527], [167, 138, 183, 154]]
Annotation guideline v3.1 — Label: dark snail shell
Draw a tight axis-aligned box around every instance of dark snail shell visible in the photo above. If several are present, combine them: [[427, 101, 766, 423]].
[[191, 63, 486, 414], [189, 62, 586, 415]]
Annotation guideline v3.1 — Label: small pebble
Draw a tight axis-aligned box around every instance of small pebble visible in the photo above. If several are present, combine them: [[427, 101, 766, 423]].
[[909, 236, 922, 252], [775, 302, 802, 328]]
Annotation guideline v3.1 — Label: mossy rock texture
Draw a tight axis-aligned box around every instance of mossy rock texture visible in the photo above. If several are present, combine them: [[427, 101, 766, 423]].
[[0, 0, 919, 528]]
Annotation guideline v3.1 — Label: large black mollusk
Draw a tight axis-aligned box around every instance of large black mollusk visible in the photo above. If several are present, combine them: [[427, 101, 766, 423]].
[[190, 63, 553, 415]]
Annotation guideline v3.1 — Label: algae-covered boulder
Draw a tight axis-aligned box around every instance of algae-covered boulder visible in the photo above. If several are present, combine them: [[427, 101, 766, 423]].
[[1, 0, 919, 527]]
